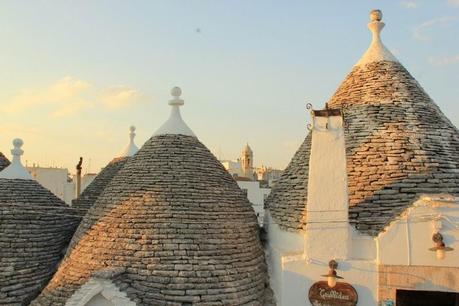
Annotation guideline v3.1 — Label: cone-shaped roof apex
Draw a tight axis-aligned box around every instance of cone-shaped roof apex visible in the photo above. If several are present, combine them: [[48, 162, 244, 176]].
[[117, 125, 139, 157], [0, 138, 33, 180], [154, 86, 196, 137], [355, 9, 398, 67]]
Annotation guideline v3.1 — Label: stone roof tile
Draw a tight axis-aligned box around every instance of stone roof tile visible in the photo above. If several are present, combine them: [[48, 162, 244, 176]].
[[0, 179, 80, 305], [266, 60, 459, 236], [32, 134, 268, 305], [0, 152, 10, 171], [71, 157, 129, 216], [266, 12, 459, 236]]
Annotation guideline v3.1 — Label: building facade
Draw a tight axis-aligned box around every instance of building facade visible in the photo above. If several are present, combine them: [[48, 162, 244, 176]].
[[265, 10, 459, 306]]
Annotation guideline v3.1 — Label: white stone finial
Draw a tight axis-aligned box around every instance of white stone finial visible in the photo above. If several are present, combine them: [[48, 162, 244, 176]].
[[153, 86, 196, 137], [0, 138, 33, 180], [169, 86, 185, 106], [370, 9, 382, 22], [355, 9, 398, 67], [171, 86, 182, 98], [118, 125, 139, 157]]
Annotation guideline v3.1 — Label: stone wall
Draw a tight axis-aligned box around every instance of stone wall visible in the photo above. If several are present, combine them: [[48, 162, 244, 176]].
[[378, 265, 459, 303]]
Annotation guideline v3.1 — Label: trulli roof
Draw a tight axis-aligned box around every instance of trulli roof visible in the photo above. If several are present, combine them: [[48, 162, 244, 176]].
[[0, 179, 80, 305], [32, 88, 268, 305], [0, 152, 10, 171], [266, 11, 459, 236]]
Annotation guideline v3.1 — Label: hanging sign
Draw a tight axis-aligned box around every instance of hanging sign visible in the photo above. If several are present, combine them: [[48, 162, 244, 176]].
[[308, 281, 358, 306]]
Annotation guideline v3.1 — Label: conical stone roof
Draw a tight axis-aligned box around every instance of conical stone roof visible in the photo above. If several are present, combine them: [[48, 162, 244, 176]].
[[33, 89, 268, 305], [0, 152, 10, 171], [0, 140, 80, 305], [266, 10, 459, 236], [71, 157, 129, 216], [72, 126, 139, 216]]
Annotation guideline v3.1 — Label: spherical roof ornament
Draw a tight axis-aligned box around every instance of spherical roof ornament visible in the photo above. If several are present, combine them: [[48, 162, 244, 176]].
[[370, 9, 382, 22], [0, 138, 33, 180], [171, 86, 182, 98], [169, 86, 185, 106]]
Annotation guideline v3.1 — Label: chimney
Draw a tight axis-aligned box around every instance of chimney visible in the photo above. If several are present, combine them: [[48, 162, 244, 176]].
[[304, 105, 350, 261], [76, 157, 83, 197]]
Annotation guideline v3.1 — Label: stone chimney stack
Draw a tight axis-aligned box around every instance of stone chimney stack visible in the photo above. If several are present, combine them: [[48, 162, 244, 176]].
[[304, 105, 350, 261], [75, 157, 83, 197]]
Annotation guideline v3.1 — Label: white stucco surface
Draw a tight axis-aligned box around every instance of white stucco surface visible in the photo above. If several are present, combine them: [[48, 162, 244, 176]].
[[265, 213, 305, 305], [85, 294, 114, 306], [118, 126, 139, 157], [65, 278, 136, 306], [355, 14, 398, 67], [377, 195, 459, 267], [282, 259, 378, 306], [0, 138, 33, 180], [266, 211, 379, 306], [266, 114, 379, 305], [154, 87, 196, 137], [237, 180, 270, 225], [28, 166, 69, 198], [305, 115, 350, 261]]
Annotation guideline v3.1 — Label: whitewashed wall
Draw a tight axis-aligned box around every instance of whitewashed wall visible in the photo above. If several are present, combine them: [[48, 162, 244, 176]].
[[237, 180, 270, 225], [377, 195, 459, 267], [266, 212, 378, 306]]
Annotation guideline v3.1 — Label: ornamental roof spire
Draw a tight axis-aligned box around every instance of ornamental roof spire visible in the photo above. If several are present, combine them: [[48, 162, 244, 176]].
[[118, 125, 139, 157], [242, 143, 253, 154], [355, 9, 398, 67], [0, 138, 33, 180], [153, 86, 196, 137]]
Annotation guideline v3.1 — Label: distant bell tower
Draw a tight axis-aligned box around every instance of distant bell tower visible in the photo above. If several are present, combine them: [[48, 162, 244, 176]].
[[240, 143, 253, 178]]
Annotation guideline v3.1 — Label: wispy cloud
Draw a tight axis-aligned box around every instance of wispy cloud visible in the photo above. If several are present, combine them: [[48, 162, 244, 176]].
[[401, 1, 418, 9], [2, 76, 91, 114], [0, 123, 41, 135], [100, 86, 143, 109], [429, 54, 459, 66], [50, 99, 94, 118], [447, 0, 459, 7], [1, 77, 145, 118], [412, 16, 458, 41]]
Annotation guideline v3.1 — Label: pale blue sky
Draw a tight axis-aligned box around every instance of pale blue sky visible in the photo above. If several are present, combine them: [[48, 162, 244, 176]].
[[0, 0, 458, 173]]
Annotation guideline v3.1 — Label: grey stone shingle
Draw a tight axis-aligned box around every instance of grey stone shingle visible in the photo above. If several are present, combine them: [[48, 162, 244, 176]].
[[0, 153, 10, 172], [71, 157, 129, 216], [32, 134, 269, 306], [0, 179, 80, 305], [266, 61, 459, 236]]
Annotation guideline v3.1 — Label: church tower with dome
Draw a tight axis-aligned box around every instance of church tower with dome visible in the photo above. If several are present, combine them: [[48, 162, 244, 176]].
[[240, 143, 254, 179]]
